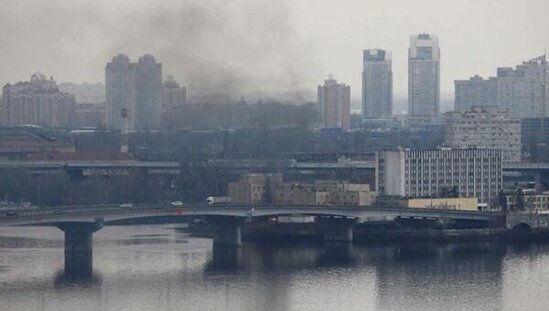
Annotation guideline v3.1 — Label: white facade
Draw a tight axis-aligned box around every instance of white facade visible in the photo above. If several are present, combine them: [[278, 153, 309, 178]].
[[362, 49, 392, 120], [376, 148, 502, 204], [455, 60, 548, 118], [445, 107, 521, 163], [408, 34, 440, 119]]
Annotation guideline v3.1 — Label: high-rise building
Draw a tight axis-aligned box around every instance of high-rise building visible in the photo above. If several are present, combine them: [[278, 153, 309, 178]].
[[318, 75, 351, 129], [1, 73, 75, 128], [162, 75, 187, 112], [445, 107, 521, 163], [135, 55, 162, 131], [105, 54, 162, 131], [455, 58, 548, 119], [106, 54, 133, 130], [376, 147, 502, 204], [362, 49, 392, 120], [408, 33, 440, 120]]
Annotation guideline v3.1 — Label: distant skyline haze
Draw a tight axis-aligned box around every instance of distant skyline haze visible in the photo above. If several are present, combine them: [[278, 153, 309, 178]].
[[1, 0, 548, 106]]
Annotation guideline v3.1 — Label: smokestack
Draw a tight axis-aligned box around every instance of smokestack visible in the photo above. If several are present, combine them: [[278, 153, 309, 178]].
[[120, 108, 129, 154]]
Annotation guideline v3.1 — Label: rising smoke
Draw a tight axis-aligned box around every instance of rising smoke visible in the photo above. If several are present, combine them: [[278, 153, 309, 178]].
[[0, 0, 317, 103]]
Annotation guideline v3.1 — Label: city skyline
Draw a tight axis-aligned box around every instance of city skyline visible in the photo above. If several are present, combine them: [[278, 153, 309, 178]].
[[1, 0, 548, 102]]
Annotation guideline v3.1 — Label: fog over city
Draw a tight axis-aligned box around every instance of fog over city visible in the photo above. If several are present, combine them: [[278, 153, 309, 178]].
[[1, 0, 548, 105], [3, 1, 549, 311]]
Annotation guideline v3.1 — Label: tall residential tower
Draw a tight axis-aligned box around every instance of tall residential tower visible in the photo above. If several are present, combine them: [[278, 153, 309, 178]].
[[318, 75, 351, 129], [362, 49, 393, 121], [408, 34, 440, 120], [105, 54, 162, 131]]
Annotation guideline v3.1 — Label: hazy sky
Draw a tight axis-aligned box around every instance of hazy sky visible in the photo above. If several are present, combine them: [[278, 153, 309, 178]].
[[1, 0, 548, 104]]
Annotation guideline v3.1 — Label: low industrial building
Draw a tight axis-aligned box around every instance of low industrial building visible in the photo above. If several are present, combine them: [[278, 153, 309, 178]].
[[376, 196, 479, 211], [228, 173, 376, 206], [227, 173, 283, 204], [0, 126, 75, 159], [504, 188, 549, 211]]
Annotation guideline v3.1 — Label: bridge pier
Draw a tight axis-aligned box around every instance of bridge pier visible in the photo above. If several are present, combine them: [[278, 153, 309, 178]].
[[316, 217, 357, 243], [57, 219, 104, 277], [210, 243, 242, 270], [207, 216, 243, 246]]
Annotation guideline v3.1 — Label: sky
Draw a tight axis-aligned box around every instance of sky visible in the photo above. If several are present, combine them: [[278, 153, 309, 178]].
[[1, 0, 548, 107]]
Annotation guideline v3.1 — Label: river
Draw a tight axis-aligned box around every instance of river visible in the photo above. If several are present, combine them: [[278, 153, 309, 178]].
[[1, 224, 549, 311]]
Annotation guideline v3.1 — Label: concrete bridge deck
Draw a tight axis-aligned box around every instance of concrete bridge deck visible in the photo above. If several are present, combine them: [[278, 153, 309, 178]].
[[0, 204, 504, 227]]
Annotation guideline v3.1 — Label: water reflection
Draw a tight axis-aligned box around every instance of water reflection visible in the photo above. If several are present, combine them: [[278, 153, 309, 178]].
[[1, 225, 549, 311], [208, 244, 242, 271], [54, 269, 103, 288], [369, 244, 506, 311]]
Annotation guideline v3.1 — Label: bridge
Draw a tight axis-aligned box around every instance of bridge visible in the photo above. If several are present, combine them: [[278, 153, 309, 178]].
[[0, 203, 504, 277], [0, 160, 181, 176], [2, 160, 549, 189], [3, 160, 549, 172], [209, 159, 549, 172]]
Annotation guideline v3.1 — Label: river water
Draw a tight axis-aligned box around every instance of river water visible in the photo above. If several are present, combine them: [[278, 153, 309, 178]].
[[1, 224, 549, 311]]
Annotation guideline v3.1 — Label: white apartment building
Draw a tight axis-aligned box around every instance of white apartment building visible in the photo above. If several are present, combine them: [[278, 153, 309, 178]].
[[376, 148, 502, 204], [445, 107, 521, 163], [408, 33, 440, 119], [455, 59, 548, 118]]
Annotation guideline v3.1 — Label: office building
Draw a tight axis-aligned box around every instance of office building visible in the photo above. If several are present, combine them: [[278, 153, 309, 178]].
[[105, 54, 162, 131], [318, 75, 351, 129], [408, 34, 440, 120], [2, 73, 75, 128], [362, 49, 392, 120], [455, 58, 548, 118], [445, 107, 521, 163], [376, 148, 502, 204]]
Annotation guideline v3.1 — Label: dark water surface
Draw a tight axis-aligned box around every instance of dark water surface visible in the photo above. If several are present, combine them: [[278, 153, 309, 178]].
[[1, 225, 549, 311]]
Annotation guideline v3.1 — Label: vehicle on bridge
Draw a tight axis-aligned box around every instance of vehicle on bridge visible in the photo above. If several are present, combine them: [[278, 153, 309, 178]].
[[206, 196, 230, 205]]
